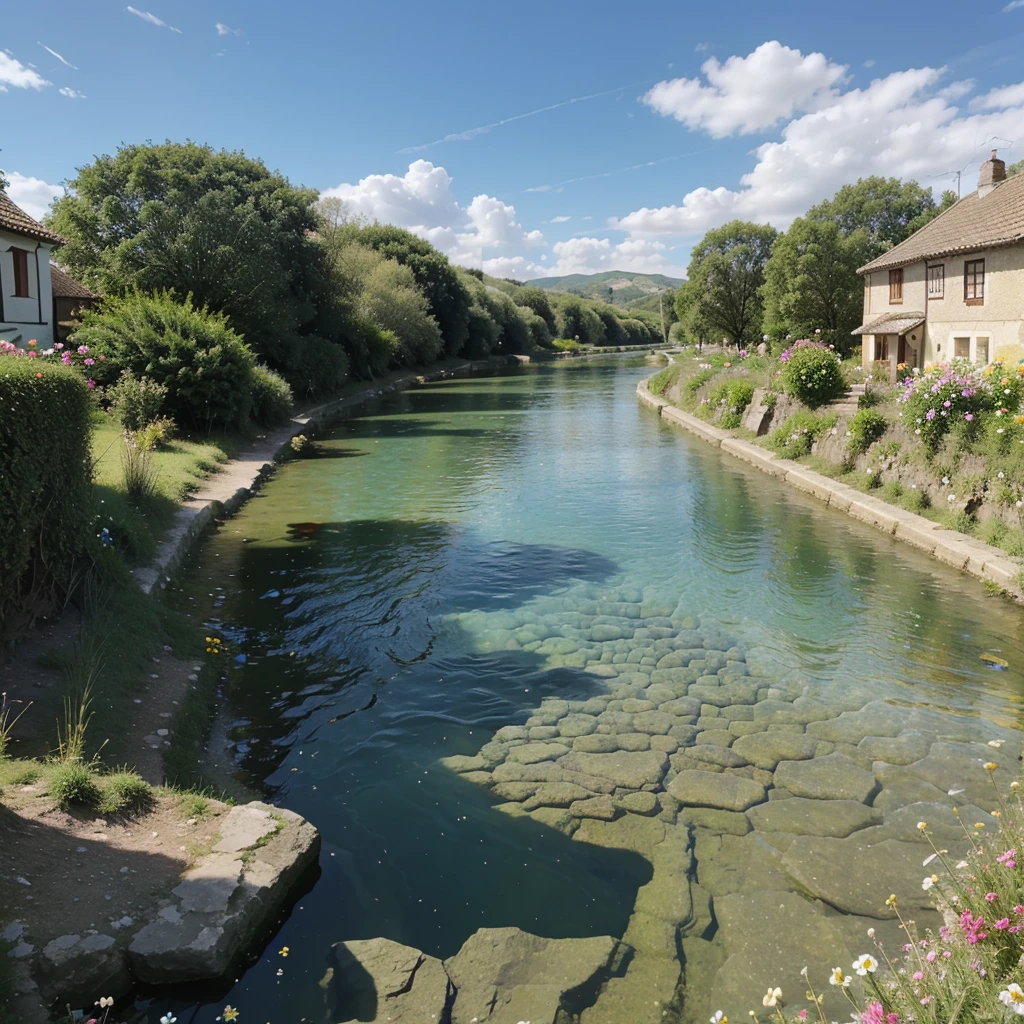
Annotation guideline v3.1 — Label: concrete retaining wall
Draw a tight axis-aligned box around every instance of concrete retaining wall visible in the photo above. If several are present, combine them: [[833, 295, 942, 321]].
[[637, 378, 1024, 601]]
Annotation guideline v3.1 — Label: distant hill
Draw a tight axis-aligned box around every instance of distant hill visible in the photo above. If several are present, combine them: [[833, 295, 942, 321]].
[[527, 271, 682, 307]]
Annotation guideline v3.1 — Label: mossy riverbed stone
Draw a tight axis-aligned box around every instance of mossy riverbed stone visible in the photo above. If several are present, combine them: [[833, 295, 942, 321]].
[[773, 753, 878, 803], [667, 770, 767, 812]]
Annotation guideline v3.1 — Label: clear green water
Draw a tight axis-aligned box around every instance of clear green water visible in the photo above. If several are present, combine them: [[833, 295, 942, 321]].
[[162, 359, 1024, 1022]]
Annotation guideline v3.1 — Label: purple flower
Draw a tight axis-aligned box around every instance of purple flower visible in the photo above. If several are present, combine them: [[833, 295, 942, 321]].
[[84, 358, 94, 366], [77, 345, 89, 355], [926, 409, 936, 421], [965, 413, 974, 421]]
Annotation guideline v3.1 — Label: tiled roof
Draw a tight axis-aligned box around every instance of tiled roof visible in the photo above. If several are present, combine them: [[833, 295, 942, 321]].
[[858, 173, 1024, 273], [50, 264, 99, 299], [0, 189, 63, 245], [851, 311, 926, 336]]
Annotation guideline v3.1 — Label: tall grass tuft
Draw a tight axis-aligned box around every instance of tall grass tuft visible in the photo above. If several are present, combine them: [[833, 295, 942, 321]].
[[0, 692, 31, 760], [122, 429, 158, 505]]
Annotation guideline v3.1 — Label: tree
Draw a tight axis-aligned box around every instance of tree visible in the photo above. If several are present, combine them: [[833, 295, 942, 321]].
[[684, 221, 778, 347], [806, 176, 937, 252], [761, 219, 874, 352], [1007, 159, 1024, 178], [48, 142, 323, 369], [554, 295, 606, 345], [513, 287, 558, 336], [673, 279, 712, 350], [355, 225, 472, 357]]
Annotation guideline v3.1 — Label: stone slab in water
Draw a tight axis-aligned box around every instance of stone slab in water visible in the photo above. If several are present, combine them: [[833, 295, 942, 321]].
[[327, 937, 449, 1023], [731, 731, 825, 771], [211, 804, 280, 854], [667, 770, 767, 812], [781, 834, 935, 918], [709, 891, 859, 1022], [773, 753, 877, 803], [445, 927, 621, 1024], [747, 797, 879, 838], [558, 750, 668, 790]]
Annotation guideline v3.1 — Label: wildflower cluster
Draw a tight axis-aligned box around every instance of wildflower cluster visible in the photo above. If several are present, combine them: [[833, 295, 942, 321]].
[[779, 338, 831, 363], [731, 768, 1024, 1024], [0, 337, 105, 388], [897, 358, 1024, 445]]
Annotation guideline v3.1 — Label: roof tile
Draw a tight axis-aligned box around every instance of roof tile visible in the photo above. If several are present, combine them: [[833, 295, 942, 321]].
[[0, 189, 63, 245], [858, 174, 1024, 274]]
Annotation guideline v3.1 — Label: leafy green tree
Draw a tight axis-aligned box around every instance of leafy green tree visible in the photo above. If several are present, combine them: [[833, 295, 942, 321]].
[[49, 142, 323, 368], [554, 295, 606, 346], [355, 225, 472, 356], [513, 287, 558, 336], [805, 176, 937, 251], [1008, 159, 1024, 178], [684, 221, 778, 346], [761, 218, 874, 351]]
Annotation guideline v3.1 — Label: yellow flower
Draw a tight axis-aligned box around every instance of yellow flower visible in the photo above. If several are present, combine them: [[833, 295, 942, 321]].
[[917, 821, 927, 830], [885, 894, 898, 907], [975, 823, 986, 829], [985, 762, 998, 772], [279, 946, 289, 957], [1012, 781, 1021, 790], [222, 1008, 239, 1023]]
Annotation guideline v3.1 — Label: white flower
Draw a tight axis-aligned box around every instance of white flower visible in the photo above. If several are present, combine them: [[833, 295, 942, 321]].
[[999, 472, 1006, 479], [998, 428, 1005, 434], [854, 954, 878, 975], [1000, 982, 1024, 1014], [710, 1013, 727, 1024], [762, 986, 782, 1007], [829, 966, 851, 988], [922, 874, 938, 890], [923, 853, 938, 867], [161, 1016, 178, 1024], [1017, 501, 1023, 509], [867, 928, 875, 938], [948, 494, 956, 502], [97, 998, 114, 1009], [989, 739, 1005, 748], [942, 476, 950, 484]]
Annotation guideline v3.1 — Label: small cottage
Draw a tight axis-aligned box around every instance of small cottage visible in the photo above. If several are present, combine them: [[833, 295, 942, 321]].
[[0, 190, 64, 349], [50, 264, 100, 343], [854, 151, 1024, 379]]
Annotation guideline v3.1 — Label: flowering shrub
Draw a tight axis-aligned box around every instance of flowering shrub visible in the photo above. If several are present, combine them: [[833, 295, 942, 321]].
[[897, 360, 997, 445], [766, 410, 838, 458], [779, 338, 831, 363], [732, 766, 1024, 1023], [781, 346, 846, 407], [0, 337, 103, 389]]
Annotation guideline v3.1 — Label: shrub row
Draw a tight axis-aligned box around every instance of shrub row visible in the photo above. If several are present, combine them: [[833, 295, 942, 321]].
[[0, 361, 94, 644]]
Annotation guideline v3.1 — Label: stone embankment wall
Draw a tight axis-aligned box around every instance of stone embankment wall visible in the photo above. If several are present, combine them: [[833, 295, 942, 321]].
[[637, 377, 1024, 600]]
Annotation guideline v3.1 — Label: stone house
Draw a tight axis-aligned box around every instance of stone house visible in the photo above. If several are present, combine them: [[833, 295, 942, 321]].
[[853, 151, 1024, 379], [0, 189, 64, 349]]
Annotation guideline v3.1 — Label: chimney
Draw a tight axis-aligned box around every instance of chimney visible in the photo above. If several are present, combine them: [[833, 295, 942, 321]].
[[979, 149, 1006, 197]]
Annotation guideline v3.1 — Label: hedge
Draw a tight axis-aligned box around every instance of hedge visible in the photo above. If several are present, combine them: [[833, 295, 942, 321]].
[[0, 360, 93, 644]]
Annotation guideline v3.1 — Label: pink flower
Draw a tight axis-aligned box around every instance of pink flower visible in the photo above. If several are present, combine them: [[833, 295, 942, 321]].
[[913, 971, 924, 980], [998, 849, 1016, 864], [986, 892, 999, 901], [887, 1016, 900, 1024], [1015, 905, 1024, 914], [98, 353, 106, 360], [84, 358, 94, 366], [961, 909, 988, 944], [926, 950, 937, 962], [86, 379, 96, 389], [61, 352, 71, 365], [996, 918, 1010, 929], [965, 413, 974, 421], [54, 342, 64, 350], [27, 350, 37, 358], [861, 1002, 885, 1024], [77, 345, 88, 355]]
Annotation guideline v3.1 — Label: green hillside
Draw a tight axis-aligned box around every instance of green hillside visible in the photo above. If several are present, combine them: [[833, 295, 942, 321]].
[[527, 271, 683, 307]]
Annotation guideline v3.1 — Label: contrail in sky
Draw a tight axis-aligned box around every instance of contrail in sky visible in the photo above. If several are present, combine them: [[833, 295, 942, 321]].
[[524, 147, 715, 193], [399, 80, 654, 153], [38, 42, 78, 70]]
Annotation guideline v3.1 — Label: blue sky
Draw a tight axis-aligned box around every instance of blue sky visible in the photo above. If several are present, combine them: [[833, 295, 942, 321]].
[[3, 0, 1024, 279]]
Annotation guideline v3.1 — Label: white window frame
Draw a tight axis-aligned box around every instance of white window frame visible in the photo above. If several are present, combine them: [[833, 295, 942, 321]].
[[927, 264, 944, 298]]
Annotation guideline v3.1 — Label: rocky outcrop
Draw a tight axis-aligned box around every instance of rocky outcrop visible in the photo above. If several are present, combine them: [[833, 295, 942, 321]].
[[323, 927, 626, 1024], [128, 802, 319, 983]]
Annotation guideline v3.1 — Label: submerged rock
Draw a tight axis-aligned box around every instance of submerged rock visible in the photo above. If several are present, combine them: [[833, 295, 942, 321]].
[[327, 937, 450, 1023], [445, 927, 623, 1024], [774, 753, 877, 803], [747, 797, 878, 838], [558, 750, 668, 790], [667, 770, 767, 812]]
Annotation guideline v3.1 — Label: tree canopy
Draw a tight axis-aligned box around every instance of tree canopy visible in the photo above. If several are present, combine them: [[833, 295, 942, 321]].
[[681, 221, 778, 346], [49, 141, 322, 368]]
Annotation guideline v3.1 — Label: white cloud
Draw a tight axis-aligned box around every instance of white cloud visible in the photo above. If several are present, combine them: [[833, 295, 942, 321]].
[[38, 43, 78, 70], [481, 255, 547, 279], [58, 87, 86, 99], [863, 59, 876, 68], [547, 237, 679, 277], [971, 81, 1024, 110], [545, 215, 572, 223], [0, 52, 51, 90], [126, 7, 182, 32], [615, 57, 1024, 239], [5, 172, 63, 220], [694, 42, 709, 52], [644, 41, 847, 137], [215, 22, 241, 35], [1004, 0, 1024, 11], [322, 160, 545, 270]]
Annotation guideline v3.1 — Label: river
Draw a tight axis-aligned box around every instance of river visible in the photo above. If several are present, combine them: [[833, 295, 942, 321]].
[[162, 357, 1024, 1023]]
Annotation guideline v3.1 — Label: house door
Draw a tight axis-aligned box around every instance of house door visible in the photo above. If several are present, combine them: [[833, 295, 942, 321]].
[[897, 336, 908, 366]]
